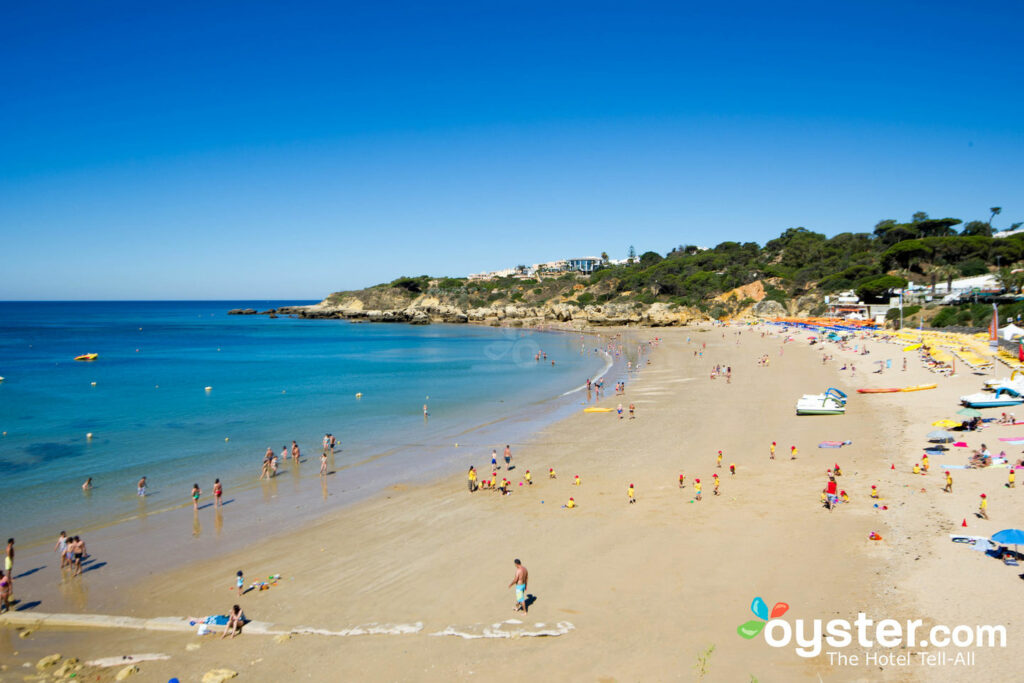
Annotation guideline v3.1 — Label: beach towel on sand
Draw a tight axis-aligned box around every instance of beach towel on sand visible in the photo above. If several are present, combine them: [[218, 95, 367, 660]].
[[818, 440, 852, 448]]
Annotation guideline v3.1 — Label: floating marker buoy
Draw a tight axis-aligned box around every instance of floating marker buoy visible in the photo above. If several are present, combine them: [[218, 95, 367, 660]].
[[86, 433, 93, 440], [2, 431, 6, 436], [205, 386, 212, 392], [135, 349, 139, 352], [225, 437, 229, 442], [155, 385, 159, 388], [355, 392, 362, 398], [91, 381, 97, 386]]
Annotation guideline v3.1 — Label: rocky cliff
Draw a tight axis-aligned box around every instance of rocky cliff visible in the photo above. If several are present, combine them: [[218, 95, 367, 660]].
[[235, 277, 820, 327]]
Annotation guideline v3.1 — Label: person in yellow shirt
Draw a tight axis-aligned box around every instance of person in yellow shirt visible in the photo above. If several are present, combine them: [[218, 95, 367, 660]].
[[840, 490, 849, 503], [628, 483, 636, 504], [573, 475, 581, 486], [944, 471, 953, 493], [549, 468, 556, 479], [678, 473, 685, 488], [921, 454, 929, 473], [716, 451, 723, 468], [467, 466, 478, 493], [791, 445, 798, 460], [524, 470, 532, 486], [770, 441, 776, 460], [912, 463, 921, 475], [713, 474, 720, 495], [694, 479, 703, 501], [1009, 469, 1016, 489], [564, 497, 575, 509], [979, 493, 989, 519], [870, 485, 879, 499]]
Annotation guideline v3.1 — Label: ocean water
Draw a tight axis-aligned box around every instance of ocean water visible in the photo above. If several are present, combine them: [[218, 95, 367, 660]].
[[0, 301, 612, 545]]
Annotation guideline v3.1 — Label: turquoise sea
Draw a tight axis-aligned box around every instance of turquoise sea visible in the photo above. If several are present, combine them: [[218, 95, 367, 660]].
[[0, 302, 612, 546]]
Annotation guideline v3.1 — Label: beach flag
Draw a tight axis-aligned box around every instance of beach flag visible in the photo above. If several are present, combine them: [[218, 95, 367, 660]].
[[961, 518, 968, 527]]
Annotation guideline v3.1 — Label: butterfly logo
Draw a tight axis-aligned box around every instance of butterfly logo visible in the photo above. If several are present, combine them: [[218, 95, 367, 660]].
[[737, 596, 789, 639]]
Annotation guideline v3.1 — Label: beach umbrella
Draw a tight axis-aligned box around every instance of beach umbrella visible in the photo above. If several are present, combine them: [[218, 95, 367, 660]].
[[991, 528, 1024, 559], [931, 419, 960, 428], [927, 430, 954, 443], [956, 407, 983, 418]]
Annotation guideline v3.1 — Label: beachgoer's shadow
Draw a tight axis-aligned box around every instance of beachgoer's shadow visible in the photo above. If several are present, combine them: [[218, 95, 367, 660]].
[[14, 566, 45, 579], [524, 594, 538, 610], [15, 599, 42, 611], [81, 561, 107, 574]]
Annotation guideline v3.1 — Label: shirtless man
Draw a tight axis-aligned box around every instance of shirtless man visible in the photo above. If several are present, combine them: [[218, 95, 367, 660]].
[[504, 444, 512, 470], [137, 477, 147, 497], [291, 441, 300, 461], [508, 558, 529, 613]]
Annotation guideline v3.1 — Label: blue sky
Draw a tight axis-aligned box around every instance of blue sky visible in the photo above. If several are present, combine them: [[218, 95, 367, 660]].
[[2, 0, 1022, 299]]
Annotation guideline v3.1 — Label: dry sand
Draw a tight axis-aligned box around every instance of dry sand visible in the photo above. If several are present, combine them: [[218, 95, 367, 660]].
[[2, 323, 1021, 682]]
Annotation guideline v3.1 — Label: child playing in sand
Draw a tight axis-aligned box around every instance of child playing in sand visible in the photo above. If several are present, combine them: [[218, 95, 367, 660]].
[[236, 570, 244, 596], [694, 479, 702, 501], [628, 484, 636, 503], [770, 442, 776, 460], [833, 463, 842, 477], [679, 473, 685, 488], [912, 463, 921, 475], [549, 468, 556, 479], [944, 471, 953, 493], [573, 475, 580, 486], [716, 451, 723, 468], [564, 497, 576, 509], [729, 463, 736, 475], [921, 454, 929, 473], [870, 485, 879, 499], [524, 470, 532, 485], [979, 493, 989, 519], [790, 446, 798, 460], [713, 474, 720, 495], [840, 490, 849, 503], [1008, 468, 1015, 489]]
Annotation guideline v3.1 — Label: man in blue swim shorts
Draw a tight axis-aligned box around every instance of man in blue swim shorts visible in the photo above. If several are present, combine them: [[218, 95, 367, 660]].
[[508, 558, 529, 613]]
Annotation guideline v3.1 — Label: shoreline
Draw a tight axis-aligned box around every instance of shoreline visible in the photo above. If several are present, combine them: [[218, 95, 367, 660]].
[[0, 325, 632, 616]]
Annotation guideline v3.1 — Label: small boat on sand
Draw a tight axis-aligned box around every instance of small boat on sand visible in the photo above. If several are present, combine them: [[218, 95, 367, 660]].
[[797, 388, 847, 415]]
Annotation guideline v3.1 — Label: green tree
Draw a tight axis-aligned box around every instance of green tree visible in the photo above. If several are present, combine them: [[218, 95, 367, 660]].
[[856, 275, 908, 302], [989, 207, 1002, 229], [600, 251, 609, 263], [639, 251, 663, 268], [627, 245, 636, 264], [961, 220, 992, 237]]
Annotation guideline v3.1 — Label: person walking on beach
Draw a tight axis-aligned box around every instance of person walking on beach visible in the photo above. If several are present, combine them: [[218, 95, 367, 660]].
[[694, 479, 702, 501], [71, 536, 86, 576], [504, 444, 512, 470], [629, 403, 635, 419], [770, 442, 776, 460], [617, 403, 623, 419], [716, 451, 722, 468], [979, 494, 989, 520], [944, 471, 953, 493], [137, 477, 147, 497], [191, 483, 201, 510], [628, 483, 636, 503], [291, 441, 300, 461], [213, 479, 223, 507], [236, 570, 245, 596], [55, 531, 68, 569], [508, 559, 529, 613], [320, 452, 328, 475], [4, 539, 13, 577]]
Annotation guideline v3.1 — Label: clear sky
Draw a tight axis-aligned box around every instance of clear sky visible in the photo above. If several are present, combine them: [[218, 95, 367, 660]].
[[2, 0, 1022, 300]]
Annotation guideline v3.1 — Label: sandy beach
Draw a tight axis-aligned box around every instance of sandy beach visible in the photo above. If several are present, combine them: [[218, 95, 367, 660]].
[[3, 323, 1021, 682]]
